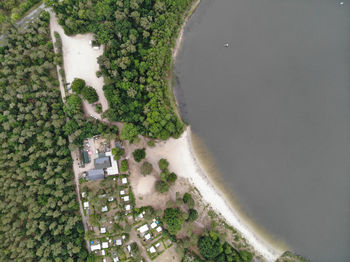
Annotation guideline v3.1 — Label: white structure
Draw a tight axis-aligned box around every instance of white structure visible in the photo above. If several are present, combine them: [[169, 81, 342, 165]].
[[156, 226, 162, 232], [102, 242, 109, 249], [101, 227, 106, 234], [113, 257, 119, 262], [149, 246, 156, 253], [101, 206, 108, 212], [116, 239, 122, 246], [125, 204, 131, 211], [127, 245, 131, 253], [122, 177, 128, 184], [81, 192, 86, 198], [120, 190, 125, 195], [150, 222, 157, 229], [91, 243, 101, 251], [83, 202, 89, 209], [144, 233, 151, 240], [123, 196, 130, 202], [137, 224, 149, 234], [101, 250, 106, 256], [155, 242, 160, 248], [105, 151, 119, 175], [108, 196, 114, 202]]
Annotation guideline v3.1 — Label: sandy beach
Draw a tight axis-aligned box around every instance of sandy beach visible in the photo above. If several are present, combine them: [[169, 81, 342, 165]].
[[147, 128, 283, 261]]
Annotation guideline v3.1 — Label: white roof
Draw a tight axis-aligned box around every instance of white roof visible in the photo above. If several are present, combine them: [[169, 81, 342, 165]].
[[150, 222, 157, 229], [116, 239, 122, 245], [91, 244, 101, 251], [101, 227, 106, 233], [81, 192, 86, 198], [101, 250, 106, 255], [155, 242, 160, 247], [120, 190, 125, 195], [101, 206, 108, 212], [108, 196, 114, 201], [156, 226, 162, 232], [103, 259, 106, 262], [113, 257, 119, 262], [127, 245, 131, 252], [137, 224, 149, 233], [102, 242, 109, 249], [138, 213, 144, 218], [83, 202, 89, 208], [122, 177, 127, 184], [125, 205, 131, 211], [145, 233, 151, 240], [149, 246, 156, 253], [123, 196, 130, 201], [105, 151, 119, 175]]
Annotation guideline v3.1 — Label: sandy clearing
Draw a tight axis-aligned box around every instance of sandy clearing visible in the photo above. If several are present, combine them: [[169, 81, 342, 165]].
[[147, 127, 284, 262], [49, 13, 109, 119], [135, 175, 157, 196]]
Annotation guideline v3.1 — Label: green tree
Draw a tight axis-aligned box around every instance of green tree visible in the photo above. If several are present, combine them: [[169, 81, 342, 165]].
[[140, 161, 153, 175], [132, 148, 146, 162], [167, 172, 177, 184], [158, 158, 169, 170], [120, 159, 129, 172], [71, 78, 86, 94], [81, 85, 98, 103], [187, 209, 198, 222], [162, 208, 185, 235], [120, 123, 139, 143], [112, 147, 124, 160], [155, 180, 169, 193], [198, 235, 223, 259]]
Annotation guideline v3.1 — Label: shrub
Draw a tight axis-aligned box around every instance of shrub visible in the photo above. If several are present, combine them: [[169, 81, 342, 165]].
[[160, 169, 169, 181], [81, 85, 99, 103], [183, 193, 192, 204], [158, 158, 169, 170], [133, 148, 146, 162], [167, 172, 177, 184], [120, 123, 139, 143], [155, 180, 169, 193], [120, 159, 128, 172], [187, 209, 198, 222], [141, 161, 153, 175], [198, 235, 222, 259], [147, 140, 155, 147], [71, 78, 86, 94], [95, 103, 102, 113]]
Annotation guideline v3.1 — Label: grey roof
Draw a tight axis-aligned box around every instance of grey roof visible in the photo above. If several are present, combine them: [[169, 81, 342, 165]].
[[86, 169, 105, 181], [94, 156, 112, 169]]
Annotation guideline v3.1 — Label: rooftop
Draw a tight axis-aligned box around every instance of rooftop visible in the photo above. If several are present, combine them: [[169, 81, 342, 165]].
[[86, 169, 104, 181], [94, 156, 112, 169], [91, 243, 101, 251], [137, 224, 149, 234], [102, 242, 109, 249]]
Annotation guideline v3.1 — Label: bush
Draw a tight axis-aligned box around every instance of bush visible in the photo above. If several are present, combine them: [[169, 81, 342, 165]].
[[158, 158, 169, 170], [81, 85, 99, 103], [198, 235, 222, 259], [120, 159, 128, 172], [71, 78, 86, 94], [183, 193, 192, 204], [133, 148, 146, 162], [141, 161, 153, 175], [167, 172, 177, 184], [155, 180, 169, 193], [147, 140, 155, 147], [160, 169, 169, 182], [187, 209, 198, 222], [95, 103, 102, 113]]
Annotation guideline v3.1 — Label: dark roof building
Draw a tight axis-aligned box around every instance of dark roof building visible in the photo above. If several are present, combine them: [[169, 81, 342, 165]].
[[94, 156, 112, 169], [82, 151, 90, 164], [86, 169, 105, 181]]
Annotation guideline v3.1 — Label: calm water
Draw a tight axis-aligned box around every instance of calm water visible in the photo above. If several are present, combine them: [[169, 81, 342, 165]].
[[174, 0, 350, 261]]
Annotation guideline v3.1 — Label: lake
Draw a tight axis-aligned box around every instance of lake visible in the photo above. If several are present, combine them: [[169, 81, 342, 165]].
[[174, 0, 350, 261]]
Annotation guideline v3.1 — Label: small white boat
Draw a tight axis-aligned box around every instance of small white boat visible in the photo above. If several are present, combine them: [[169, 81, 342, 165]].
[[224, 43, 229, 47], [340, 1, 344, 5]]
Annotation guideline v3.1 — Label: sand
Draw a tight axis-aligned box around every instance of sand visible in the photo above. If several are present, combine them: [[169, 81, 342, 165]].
[[135, 175, 157, 196], [49, 13, 108, 120], [147, 127, 283, 261]]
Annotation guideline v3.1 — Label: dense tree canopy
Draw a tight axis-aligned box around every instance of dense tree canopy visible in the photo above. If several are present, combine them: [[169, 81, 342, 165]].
[[162, 207, 185, 235], [71, 78, 86, 94], [133, 148, 146, 162], [46, 0, 195, 139], [0, 13, 87, 261]]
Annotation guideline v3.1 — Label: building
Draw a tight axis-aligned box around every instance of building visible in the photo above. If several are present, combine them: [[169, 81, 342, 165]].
[[116, 239, 122, 246], [82, 150, 90, 164], [123, 196, 130, 202], [122, 177, 128, 184], [150, 222, 157, 229], [101, 206, 108, 212], [83, 202, 89, 209], [101, 227, 106, 234], [86, 169, 104, 181], [102, 242, 109, 249], [156, 226, 162, 233], [149, 246, 156, 254], [144, 233, 151, 240], [91, 243, 101, 251], [105, 151, 119, 175], [94, 155, 111, 169], [137, 224, 149, 234]]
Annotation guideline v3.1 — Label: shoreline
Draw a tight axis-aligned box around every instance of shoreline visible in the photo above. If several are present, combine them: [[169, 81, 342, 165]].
[[168, 1, 284, 259], [148, 128, 284, 261]]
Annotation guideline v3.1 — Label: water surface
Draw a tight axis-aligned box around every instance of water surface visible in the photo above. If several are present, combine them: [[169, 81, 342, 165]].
[[175, 0, 350, 261]]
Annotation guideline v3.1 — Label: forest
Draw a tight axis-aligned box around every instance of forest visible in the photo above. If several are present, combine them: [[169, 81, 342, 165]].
[[0, 0, 41, 33], [46, 0, 195, 140], [0, 12, 88, 261]]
